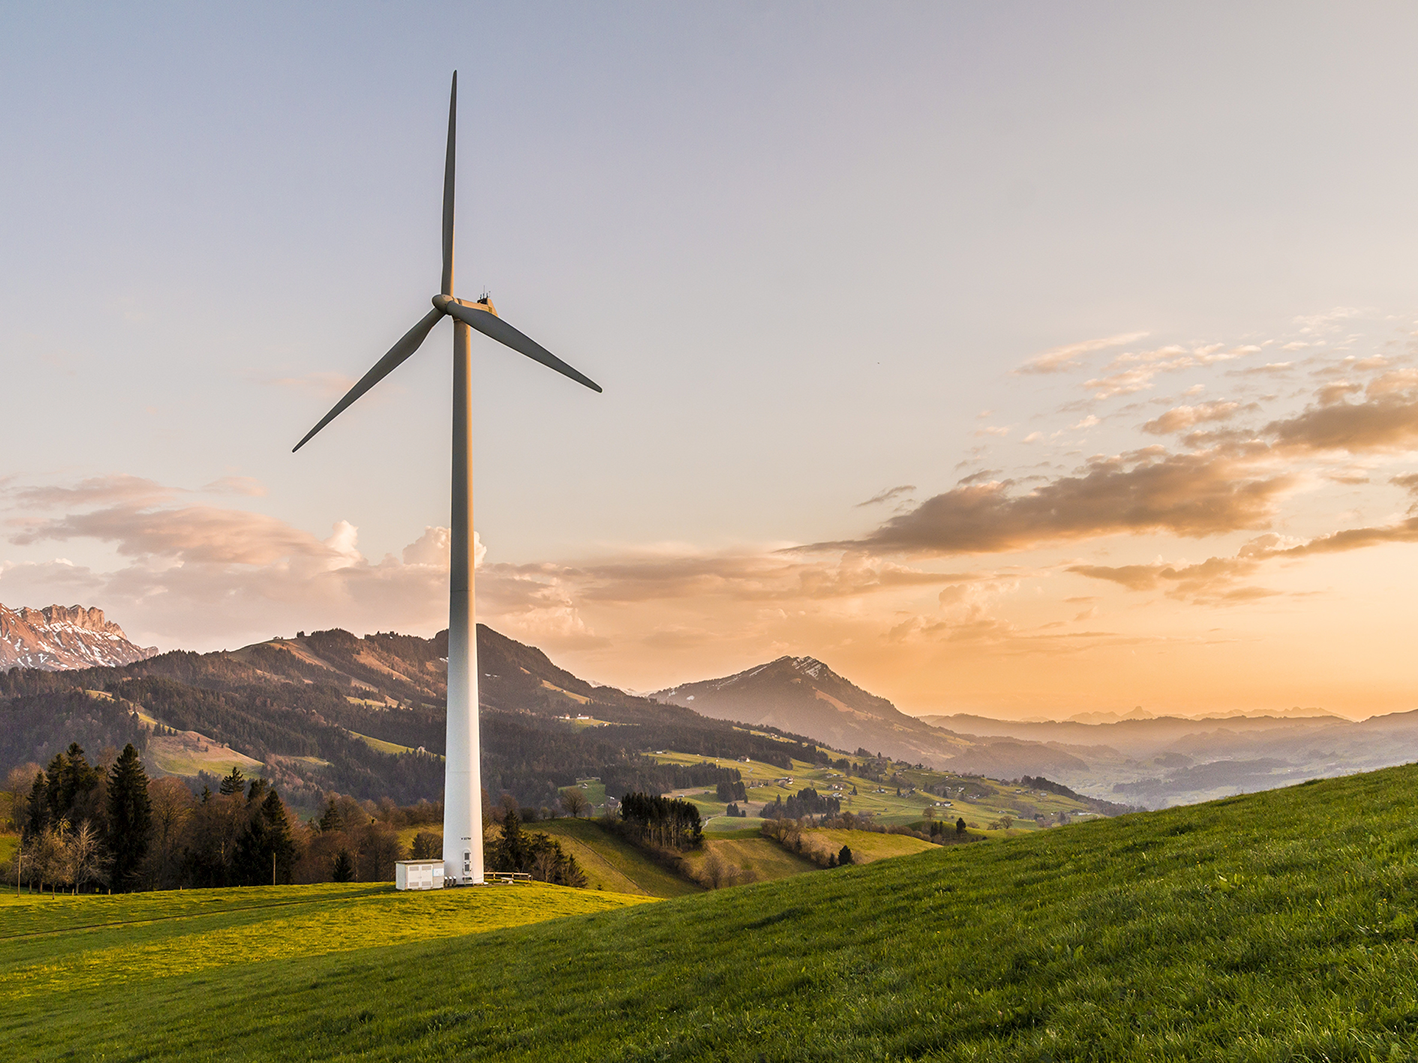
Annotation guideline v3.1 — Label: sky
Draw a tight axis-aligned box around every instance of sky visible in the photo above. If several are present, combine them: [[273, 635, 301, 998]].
[[5, 2, 1418, 721]]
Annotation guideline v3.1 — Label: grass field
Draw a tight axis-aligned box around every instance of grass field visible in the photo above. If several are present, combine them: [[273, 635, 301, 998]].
[[533, 818, 701, 897], [803, 827, 939, 864], [0, 880, 651, 1005], [646, 749, 1093, 828], [387, 819, 703, 897], [680, 834, 818, 883], [347, 730, 438, 758], [9, 764, 1418, 1060]]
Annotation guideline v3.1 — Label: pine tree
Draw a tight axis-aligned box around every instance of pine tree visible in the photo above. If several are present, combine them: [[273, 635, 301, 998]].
[[956, 817, 967, 836], [317, 798, 344, 832], [106, 744, 151, 891], [24, 771, 48, 840], [837, 844, 853, 866], [332, 848, 355, 882], [233, 787, 298, 886], [218, 767, 246, 796], [492, 807, 529, 871], [260, 789, 297, 883]]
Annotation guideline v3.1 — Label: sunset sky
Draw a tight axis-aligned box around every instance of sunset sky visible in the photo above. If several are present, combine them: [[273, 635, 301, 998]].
[[5, 4, 1418, 720]]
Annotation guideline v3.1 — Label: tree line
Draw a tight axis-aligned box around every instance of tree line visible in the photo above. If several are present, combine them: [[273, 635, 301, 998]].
[[761, 787, 841, 820], [617, 792, 703, 851], [4, 745, 449, 892]]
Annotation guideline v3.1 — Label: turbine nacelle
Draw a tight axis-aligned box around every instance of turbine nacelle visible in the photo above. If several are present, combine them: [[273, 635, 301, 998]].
[[432, 293, 497, 317]]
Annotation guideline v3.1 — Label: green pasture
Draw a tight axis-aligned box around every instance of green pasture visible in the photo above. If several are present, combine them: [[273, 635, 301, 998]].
[[0, 881, 650, 1007], [387, 819, 701, 898], [573, 777, 607, 810], [347, 731, 437, 758], [803, 827, 939, 864], [681, 835, 817, 884], [704, 814, 765, 833], [9, 763, 1418, 1060], [646, 749, 1091, 828], [532, 818, 701, 898]]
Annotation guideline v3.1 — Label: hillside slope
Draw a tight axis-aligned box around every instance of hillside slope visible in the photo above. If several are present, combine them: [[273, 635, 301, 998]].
[[656, 655, 1093, 778], [0, 626, 828, 809], [9, 764, 1418, 1060]]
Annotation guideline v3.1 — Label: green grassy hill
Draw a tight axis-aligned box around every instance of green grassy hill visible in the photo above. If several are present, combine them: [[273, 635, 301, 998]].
[[650, 749, 1104, 829], [531, 818, 701, 897], [8, 764, 1418, 1060], [682, 831, 819, 884]]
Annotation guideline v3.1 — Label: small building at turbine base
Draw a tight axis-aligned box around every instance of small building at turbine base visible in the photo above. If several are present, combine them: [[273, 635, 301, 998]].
[[396, 859, 445, 890]]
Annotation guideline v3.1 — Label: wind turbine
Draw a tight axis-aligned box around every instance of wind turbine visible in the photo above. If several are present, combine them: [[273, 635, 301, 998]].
[[293, 72, 601, 885]]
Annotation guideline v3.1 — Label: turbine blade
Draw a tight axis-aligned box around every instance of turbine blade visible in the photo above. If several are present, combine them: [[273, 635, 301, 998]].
[[292, 308, 444, 452], [442, 301, 602, 393], [441, 72, 457, 297]]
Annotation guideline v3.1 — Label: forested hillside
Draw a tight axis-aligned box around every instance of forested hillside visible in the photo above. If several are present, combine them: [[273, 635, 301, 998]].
[[0, 625, 827, 809]]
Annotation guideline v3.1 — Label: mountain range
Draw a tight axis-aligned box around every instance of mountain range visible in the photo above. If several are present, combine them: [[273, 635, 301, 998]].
[[7, 603, 1418, 811], [652, 653, 1418, 807], [0, 622, 825, 813], [0, 603, 156, 671]]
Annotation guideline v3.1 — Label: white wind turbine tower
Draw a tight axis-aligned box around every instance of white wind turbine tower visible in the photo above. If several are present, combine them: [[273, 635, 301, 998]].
[[293, 73, 602, 885]]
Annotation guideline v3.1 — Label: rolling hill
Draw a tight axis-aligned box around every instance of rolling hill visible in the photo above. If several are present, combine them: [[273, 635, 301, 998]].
[[0, 625, 831, 811], [7, 762, 1418, 1060]]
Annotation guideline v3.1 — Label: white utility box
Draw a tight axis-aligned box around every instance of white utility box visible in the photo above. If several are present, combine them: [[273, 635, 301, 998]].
[[396, 859, 445, 890]]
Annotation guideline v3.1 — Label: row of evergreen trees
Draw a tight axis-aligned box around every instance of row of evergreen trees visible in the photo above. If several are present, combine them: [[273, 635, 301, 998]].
[[760, 786, 841, 820], [715, 780, 748, 803], [618, 792, 703, 851]]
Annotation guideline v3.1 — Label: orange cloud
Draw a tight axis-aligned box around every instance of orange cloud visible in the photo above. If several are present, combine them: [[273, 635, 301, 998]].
[[846, 447, 1292, 556], [1142, 401, 1250, 435]]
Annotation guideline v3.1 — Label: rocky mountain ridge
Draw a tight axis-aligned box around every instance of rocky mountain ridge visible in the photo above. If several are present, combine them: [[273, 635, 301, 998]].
[[0, 603, 157, 672]]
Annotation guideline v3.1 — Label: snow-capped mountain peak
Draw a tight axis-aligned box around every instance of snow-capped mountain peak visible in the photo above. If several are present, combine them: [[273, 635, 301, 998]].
[[0, 603, 158, 671]]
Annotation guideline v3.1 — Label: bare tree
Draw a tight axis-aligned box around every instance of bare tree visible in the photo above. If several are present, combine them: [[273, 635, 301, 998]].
[[560, 787, 590, 819], [66, 821, 106, 893], [701, 849, 733, 889], [35, 820, 71, 891], [146, 777, 195, 888], [4, 763, 41, 832], [358, 823, 403, 881]]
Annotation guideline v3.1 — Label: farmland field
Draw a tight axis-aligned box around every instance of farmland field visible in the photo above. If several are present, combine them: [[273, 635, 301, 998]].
[[646, 749, 1095, 828], [7, 764, 1418, 1060]]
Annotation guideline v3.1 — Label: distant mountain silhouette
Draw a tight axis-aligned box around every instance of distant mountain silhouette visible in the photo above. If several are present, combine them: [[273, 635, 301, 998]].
[[921, 711, 1418, 807], [653, 656, 1090, 779]]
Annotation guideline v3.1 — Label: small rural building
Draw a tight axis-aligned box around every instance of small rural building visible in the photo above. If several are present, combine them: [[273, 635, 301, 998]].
[[396, 859, 444, 891]]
